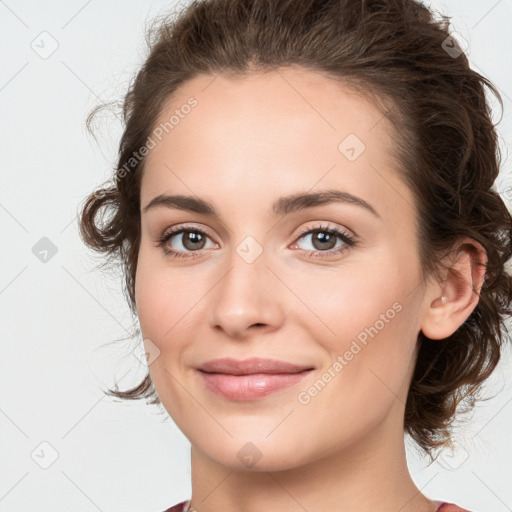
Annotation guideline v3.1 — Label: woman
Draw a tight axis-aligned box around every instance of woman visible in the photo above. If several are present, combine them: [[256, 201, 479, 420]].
[[79, 0, 512, 510]]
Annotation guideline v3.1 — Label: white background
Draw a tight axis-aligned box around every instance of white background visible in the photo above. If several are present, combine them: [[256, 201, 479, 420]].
[[1, 1, 512, 511]]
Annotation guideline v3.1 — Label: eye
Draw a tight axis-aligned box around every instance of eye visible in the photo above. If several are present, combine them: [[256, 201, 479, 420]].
[[156, 222, 357, 260], [291, 223, 357, 259], [156, 224, 218, 259]]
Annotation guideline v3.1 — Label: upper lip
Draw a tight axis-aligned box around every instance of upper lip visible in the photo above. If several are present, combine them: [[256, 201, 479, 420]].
[[198, 357, 314, 375]]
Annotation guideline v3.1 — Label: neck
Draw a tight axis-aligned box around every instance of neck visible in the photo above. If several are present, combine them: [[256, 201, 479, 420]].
[[188, 413, 438, 512]]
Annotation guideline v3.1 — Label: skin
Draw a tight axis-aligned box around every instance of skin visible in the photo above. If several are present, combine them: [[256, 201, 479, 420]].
[[135, 66, 487, 512]]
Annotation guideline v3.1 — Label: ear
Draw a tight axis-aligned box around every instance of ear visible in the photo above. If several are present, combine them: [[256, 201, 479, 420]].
[[420, 238, 487, 340]]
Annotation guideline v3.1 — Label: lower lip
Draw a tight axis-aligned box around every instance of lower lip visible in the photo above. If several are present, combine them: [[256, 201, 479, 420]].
[[198, 370, 313, 401]]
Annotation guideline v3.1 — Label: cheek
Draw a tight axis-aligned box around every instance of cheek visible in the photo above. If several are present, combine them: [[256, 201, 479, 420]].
[[134, 255, 197, 413], [135, 264, 171, 341], [294, 255, 419, 395], [294, 291, 417, 447], [134, 246, 202, 342], [289, 253, 406, 344]]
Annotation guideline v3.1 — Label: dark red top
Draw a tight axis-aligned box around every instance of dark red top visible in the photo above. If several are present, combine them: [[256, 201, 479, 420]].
[[162, 499, 471, 511], [437, 505, 471, 512]]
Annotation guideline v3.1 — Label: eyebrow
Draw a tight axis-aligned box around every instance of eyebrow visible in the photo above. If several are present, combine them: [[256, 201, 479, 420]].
[[142, 189, 380, 219]]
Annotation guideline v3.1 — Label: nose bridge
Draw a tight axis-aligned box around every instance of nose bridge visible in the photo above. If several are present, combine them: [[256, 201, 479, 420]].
[[210, 235, 281, 336]]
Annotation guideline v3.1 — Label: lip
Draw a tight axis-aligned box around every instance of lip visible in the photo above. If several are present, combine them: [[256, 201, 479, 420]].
[[197, 357, 314, 401], [198, 357, 314, 375]]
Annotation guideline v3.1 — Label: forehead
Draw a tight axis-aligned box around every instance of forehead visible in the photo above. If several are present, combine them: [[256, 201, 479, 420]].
[[140, 66, 414, 222], [148, 67, 392, 158]]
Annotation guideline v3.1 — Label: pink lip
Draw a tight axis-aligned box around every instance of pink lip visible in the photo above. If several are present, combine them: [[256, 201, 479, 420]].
[[197, 357, 314, 401]]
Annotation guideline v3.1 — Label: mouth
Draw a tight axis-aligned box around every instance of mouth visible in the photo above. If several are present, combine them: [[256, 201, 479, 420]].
[[196, 358, 315, 401]]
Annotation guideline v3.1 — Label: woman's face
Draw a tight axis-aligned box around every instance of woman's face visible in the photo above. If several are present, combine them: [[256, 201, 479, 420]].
[[135, 67, 434, 471]]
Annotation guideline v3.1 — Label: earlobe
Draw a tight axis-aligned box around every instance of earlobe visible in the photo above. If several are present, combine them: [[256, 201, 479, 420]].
[[420, 239, 487, 341]]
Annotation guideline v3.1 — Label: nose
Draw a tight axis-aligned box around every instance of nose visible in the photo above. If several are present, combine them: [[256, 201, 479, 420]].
[[209, 253, 284, 340]]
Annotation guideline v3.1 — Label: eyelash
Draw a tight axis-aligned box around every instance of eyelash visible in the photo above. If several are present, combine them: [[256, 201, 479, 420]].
[[156, 223, 357, 260]]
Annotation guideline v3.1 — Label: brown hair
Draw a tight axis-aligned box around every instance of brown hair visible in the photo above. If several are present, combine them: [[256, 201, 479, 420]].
[[79, 0, 512, 457]]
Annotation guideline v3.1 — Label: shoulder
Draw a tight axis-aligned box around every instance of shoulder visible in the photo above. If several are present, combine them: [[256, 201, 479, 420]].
[[161, 499, 190, 512], [437, 503, 472, 512]]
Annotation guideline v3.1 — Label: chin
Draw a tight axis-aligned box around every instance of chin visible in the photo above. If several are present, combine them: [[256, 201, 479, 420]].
[[191, 432, 316, 472], [220, 448, 303, 472]]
